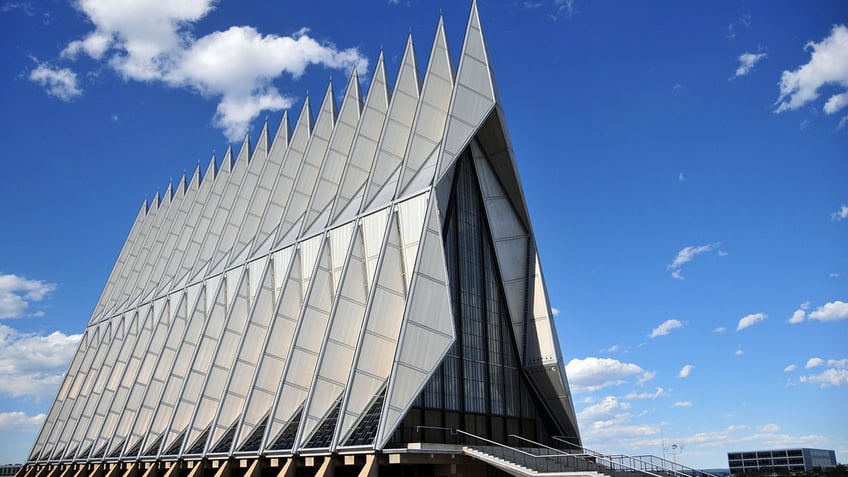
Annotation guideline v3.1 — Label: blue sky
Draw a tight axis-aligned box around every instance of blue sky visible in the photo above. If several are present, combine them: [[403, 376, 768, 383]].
[[1, 0, 846, 469]]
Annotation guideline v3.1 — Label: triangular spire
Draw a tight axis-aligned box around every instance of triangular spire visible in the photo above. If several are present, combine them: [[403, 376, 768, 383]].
[[436, 0, 498, 180], [205, 153, 218, 182], [236, 132, 251, 165], [298, 95, 313, 135], [252, 120, 270, 162], [221, 144, 234, 173], [189, 162, 202, 189], [302, 68, 363, 235], [274, 110, 290, 150], [175, 172, 187, 196], [163, 181, 174, 204], [397, 14, 454, 196], [361, 34, 420, 213], [329, 50, 390, 225]]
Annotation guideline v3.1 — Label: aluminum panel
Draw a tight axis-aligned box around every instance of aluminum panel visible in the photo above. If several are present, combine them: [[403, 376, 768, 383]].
[[275, 84, 336, 249], [396, 193, 428, 289], [398, 18, 454, 196], [437, 2, 497, 180], [250, 98, 312, 258], [233, 112, 289, 262], [331, 54, 389, 225], [234, 251, 302, 450], [364, 49, 421, 209], [304, 72, 362, 234], [337, 215, 407, 444]]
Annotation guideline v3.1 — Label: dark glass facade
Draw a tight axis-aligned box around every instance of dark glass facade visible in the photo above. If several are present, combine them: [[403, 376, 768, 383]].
[[390, 147, 562, 447]]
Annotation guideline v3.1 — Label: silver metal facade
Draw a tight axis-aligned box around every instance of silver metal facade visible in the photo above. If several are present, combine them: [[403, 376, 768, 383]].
[[27, 1, 580, 466]]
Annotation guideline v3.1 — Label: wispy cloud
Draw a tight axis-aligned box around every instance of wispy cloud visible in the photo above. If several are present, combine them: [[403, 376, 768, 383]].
[[0, 323, 81, 399], [737, 312, 767, 331], [578, 395, 631, 422], [808, 301, 848, 322], [775, 25, 848, 115], [565, 357, 648, 393], [806, 357, 825, 369], [788, 302, 811, 324], [668, 243, 720, 280], [713, 326, 727, 333], [799, 359, 848, 388], [624, 387, 666, 400], [673, 401, 692, 408], [832, 205, 848, 221], [678, 364, 694, 378], [37, 0, 369, 140], [649, 319, 683, 338], [784, 364, 797, 373], [549, 0, 577, 20], [0, 273, 57, 319], [28, 62, 82, 102], [734, 52, 766, 77], [0, 411, 45, 431]]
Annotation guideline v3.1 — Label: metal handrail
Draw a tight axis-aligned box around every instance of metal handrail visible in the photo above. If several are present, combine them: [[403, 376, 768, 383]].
[[455, 429, 624, 477], [629, 455, 721, 477], [511, 434, 666, 477], [552, 436, 719, 477]]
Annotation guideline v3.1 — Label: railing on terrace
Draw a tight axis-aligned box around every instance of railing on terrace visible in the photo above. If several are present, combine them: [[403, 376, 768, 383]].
[[410, 426, 666, 477], [551, 436, 720, 477]]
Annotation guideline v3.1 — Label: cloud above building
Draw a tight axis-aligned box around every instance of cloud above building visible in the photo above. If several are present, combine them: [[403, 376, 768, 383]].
[[667, 243, 720, 280], [0, 324, 81, 399], [776, 24, 848, 115], [34, 0, 369, 140], [565, 357, 649, 393], [0, 274, 57, 319], [737, 312, 767, 331], [649, 319, 683, 338]]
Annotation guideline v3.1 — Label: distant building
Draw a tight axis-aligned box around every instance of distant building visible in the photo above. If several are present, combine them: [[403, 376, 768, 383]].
[[728, 448, 837, 474], [0, 465, 22, 477]]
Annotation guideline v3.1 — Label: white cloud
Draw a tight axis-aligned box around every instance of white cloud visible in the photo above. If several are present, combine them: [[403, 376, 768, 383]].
[[624, 387, 666, 400], [799, 368, 848, 388], [578, 396, 631, 422], [735, 52, 766, 77], [0, 273, 57, 319], [838, 116, 848, 130], [667, 243, 719, 280], [789, 308, 807, 324], [0, 323, 81, 399], [832, 205, 848, 221], [551, 307, 560, 316], [0, 411, 45, 431], [713, 326, 726, 333], [58, 0, 368, 141], [830, 272, 841, 278], [760, 423, 781, 433], [828, 358, 848, 368], [678, 364, 694, 378], [565, 357, 647, 393], [776, 25, 848, 114], [737, 312, 767, 331], [806, 357, 825, 369], [808, 301, 848, 322], [649, 319, 683, 338], [61, 31, 112, 60], [673, 401, 692, 408], [735, 349, 745, 356], [636, 370, 656, 385], [28, 63, 82, 102], [784, 364, 797, 373]]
